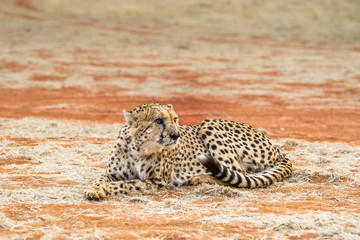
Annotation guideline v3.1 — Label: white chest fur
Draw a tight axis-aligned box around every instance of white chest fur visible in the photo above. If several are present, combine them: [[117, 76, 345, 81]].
[[134, 161, 146, 180]]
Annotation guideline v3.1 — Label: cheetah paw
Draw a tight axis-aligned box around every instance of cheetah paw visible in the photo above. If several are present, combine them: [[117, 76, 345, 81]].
[[84, 186, 109, 201], [188, 176, 201, 186], [188, 174, 229, 186]]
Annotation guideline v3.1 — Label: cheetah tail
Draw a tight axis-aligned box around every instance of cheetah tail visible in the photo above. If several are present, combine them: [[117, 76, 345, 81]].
[[198, 154, 292, 188]]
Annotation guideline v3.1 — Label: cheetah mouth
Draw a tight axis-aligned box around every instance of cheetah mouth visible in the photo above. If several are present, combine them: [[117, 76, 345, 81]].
[[164, 142, 178, 149], [165, 142, 177, 146], [158, 138, 178, 147]]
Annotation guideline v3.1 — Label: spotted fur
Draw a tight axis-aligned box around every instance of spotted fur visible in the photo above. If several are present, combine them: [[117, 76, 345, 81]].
[[85, 103, 292, 200]]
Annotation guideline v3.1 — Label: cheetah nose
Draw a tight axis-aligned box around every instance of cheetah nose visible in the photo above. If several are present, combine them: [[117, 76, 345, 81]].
[[170, 132, 180, 141]]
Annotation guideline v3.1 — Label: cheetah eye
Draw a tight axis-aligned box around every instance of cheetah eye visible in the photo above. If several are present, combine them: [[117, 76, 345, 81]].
[[154, 118, 164, 125]]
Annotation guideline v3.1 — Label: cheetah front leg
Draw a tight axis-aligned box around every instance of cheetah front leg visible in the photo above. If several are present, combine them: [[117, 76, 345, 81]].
[[85, 175, 165, 200], [107, 178, 165, 196]]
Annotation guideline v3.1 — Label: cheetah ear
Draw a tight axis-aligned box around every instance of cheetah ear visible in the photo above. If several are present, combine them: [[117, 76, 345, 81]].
[[123, 110, 134, 125], [167, 104, 173, 109]]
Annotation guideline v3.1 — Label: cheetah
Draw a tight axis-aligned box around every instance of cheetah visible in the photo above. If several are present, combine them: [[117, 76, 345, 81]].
[[85, 103, 292, 200]]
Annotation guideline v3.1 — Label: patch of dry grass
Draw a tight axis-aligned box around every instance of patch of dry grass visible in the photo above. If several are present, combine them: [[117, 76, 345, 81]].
[[201, 212, 360, 240], [1, 118, 360, 239], [282, 139, 360, 184]]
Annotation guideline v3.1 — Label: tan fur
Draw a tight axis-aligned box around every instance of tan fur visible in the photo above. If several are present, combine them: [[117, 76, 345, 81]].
[[85, 103, 292, 200]]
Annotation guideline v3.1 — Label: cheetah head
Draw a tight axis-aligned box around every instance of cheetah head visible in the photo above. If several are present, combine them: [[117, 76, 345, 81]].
[[123, 103, 180, 156]]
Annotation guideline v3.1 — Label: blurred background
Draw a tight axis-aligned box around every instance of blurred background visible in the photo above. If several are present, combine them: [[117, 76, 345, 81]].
[[1, 0, 360, 143], [40, 0, 360, 41]]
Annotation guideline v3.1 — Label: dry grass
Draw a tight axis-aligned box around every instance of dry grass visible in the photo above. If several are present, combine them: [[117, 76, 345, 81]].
[[1, 118, 360, 239], [201, 212, 360, 240]]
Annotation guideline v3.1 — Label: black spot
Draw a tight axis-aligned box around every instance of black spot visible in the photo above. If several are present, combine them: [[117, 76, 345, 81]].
[[216, 140, 223, 145], [201, 134, 206, 139], [208, 126, 214, 130], [211, 145, 217, 150], [146, 167, 153, 174], [243, 150, 248, 155], [205, 131, 212, 136], [110, 174, 118, 180]]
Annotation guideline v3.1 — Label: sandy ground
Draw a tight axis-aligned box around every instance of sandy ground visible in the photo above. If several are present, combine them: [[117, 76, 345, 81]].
[[1, 0, 360, 239]]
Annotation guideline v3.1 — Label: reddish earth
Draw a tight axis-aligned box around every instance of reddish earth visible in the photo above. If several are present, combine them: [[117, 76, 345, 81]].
[[1, 0, 360, 239], [1, 87, 359, 145]]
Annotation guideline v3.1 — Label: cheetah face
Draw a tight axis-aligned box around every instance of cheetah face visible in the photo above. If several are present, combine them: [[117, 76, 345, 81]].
[[123, 103, 180, 155]]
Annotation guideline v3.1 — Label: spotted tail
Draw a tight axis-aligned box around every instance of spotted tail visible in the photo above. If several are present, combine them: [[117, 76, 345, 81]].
[[198, 154, 292, 188]]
